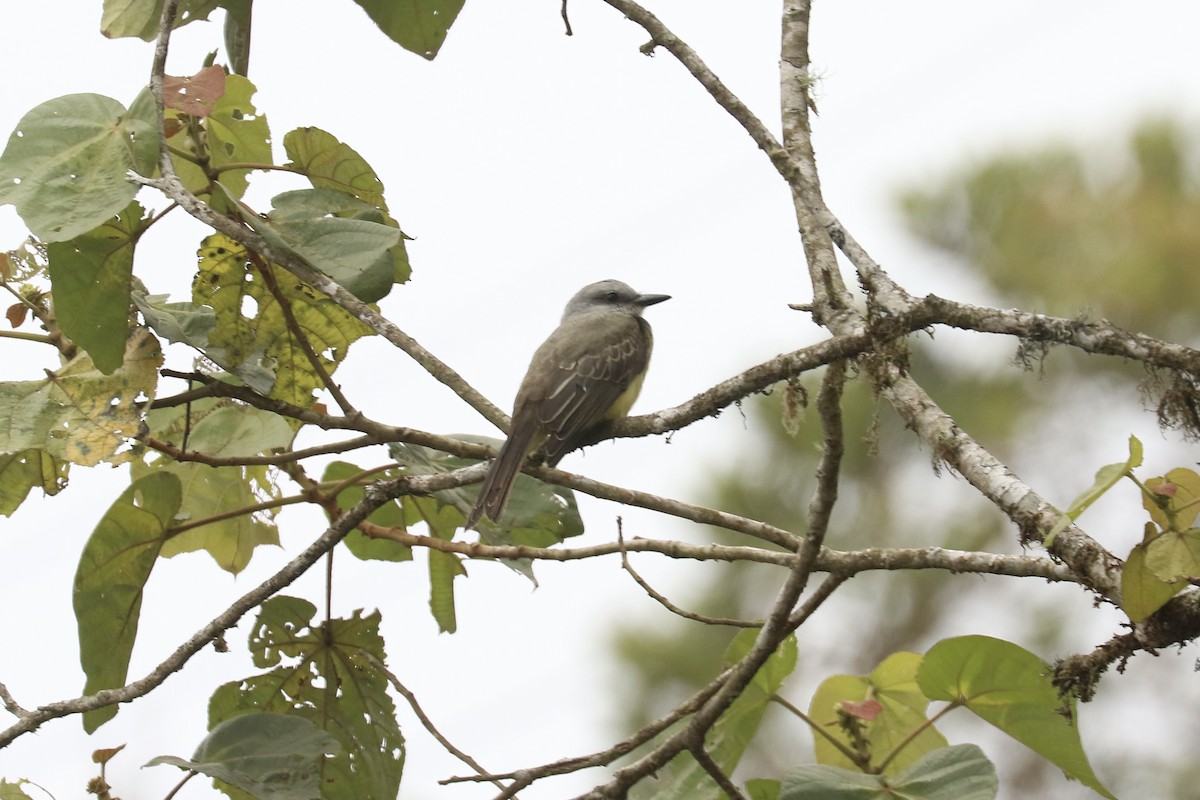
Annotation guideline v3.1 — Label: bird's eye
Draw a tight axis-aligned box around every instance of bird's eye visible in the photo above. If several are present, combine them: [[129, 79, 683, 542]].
[[605, 291, 619, 302]]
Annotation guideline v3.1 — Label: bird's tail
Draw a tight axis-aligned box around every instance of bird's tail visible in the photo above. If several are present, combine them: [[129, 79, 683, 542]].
[[465, 423, 539, 529]]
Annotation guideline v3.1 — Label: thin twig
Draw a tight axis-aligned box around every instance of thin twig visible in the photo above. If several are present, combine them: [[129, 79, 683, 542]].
[[617, 519, 763, 628], [141, 433, 386, 467], [367, 654, 511, 794], [690, 745, 748, 800], [0, 681, 28, 718], [448, 672, 731, 795], [361, 524, 1081, 583], [250, 253, 357, 415]]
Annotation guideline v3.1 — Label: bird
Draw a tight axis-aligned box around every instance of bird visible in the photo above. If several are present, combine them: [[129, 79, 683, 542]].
[[466, 279, 670, 528]]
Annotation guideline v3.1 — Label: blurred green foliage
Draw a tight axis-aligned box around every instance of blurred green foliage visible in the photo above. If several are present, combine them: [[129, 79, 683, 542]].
[[611, 119, 1200, 798]]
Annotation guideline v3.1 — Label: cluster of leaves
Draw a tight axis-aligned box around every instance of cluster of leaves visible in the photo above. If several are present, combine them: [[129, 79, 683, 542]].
[[1050, 435, 1200, 623], [0, 3, 578, 798], [0, 2, 1176, 800], [631, 632, 1112, 800]]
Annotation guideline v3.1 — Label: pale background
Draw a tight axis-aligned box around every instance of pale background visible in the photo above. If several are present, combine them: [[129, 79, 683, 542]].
[[1, 2, 1199, 798]]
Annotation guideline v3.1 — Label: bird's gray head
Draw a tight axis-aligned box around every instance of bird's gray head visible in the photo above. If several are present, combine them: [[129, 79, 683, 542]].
[[561, 279, 671, 321]]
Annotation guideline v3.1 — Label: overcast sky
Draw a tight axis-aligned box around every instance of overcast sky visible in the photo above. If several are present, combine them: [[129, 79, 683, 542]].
[[3, 3, 1200, 799]]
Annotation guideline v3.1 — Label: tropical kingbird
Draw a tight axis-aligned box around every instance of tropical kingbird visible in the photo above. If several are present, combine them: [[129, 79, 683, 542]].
[[466, 279, 670, 528]]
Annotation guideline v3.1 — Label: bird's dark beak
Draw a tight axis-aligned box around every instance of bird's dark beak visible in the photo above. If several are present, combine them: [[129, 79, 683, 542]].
[[636, 293, 671, 308]]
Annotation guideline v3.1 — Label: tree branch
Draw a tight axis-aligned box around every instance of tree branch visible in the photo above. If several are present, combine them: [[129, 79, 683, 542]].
[[0, 469, 463, 748]]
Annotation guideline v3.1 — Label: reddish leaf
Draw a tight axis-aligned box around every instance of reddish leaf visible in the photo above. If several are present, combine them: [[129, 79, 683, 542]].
[[840, 699, 884, 721], [5, 302, 27, 328], [163, 66, 227, 117], [92, 744, 126, 764]]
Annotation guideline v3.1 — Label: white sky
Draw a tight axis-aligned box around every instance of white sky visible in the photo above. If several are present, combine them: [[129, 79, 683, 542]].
[[2, 2, 1200, 799]]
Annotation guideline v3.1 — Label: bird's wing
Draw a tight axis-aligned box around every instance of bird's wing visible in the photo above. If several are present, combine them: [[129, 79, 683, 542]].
[[523, 314, 651, 465]]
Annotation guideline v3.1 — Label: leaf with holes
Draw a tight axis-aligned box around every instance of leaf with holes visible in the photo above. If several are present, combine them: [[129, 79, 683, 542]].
[[350, 0, 466, 60], [0, 327, 160, 466], [0, 92, 157, 241], [0, 449, 68, 517], [165, 74, 269, 201], [209, 597, 404, 800], [100, 0, 223, 40], [191, 233, 374, 405]]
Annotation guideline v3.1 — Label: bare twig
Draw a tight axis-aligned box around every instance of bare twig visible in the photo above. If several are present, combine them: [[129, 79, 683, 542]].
[[617, 519, 763, 628], [367, 654, 510, 793], [141, 432, 387, 467], [690, 745, 748, 800], [0, 681, 28, 719], [361, 523, 1080, 583]]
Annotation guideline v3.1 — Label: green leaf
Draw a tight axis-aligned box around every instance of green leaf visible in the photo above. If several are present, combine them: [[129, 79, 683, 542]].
[[133, 290, 218, 345], [191, 233, 374, 404], [0, 780, 36, 800], [209, 597, 405, 800], [1141, 467, 1200, 531], [234, 186, 401, 303], [631, 633, 798, 800], [166, 74, 270, 200], [47, 202, 146, 373], [1122, 535, 1185, 621], [74, 471, 182, 732], [324, 461, 414, 563], [184, 404, 296, 457], [0, 449, 67, 517], [809, 652, 948, 774], [133, 401, 286, 574], [390, 439, 584, 548], [407, 495, 469, 632], [101, 0, 223, 40], [428, 548, 465, 634], [349, 0, 466, 60], [138, 461, 280, 574], [746, 779, 781, 800], [146, 712, 340, 800], [1044, 434, 1142, 547], [779, 743, 998, 800], [1143, 527, 1200, 582], [283, 126, 412, 284], [916, 635, 1115, 799], [0, 327, 161, 466], [0, 93, 157, 242]]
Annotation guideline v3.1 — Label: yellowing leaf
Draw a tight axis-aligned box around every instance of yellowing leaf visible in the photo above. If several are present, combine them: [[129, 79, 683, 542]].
[[1142, 467, 1200, 531], [1143, 527, 1200, 582], [192, 233, 374, 405], [0, 327, 161, 466], [0, 449, 67, 517]]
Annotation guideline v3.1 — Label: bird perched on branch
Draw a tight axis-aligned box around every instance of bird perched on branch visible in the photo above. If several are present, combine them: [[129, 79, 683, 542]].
[[466, 279, 670, 528]]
